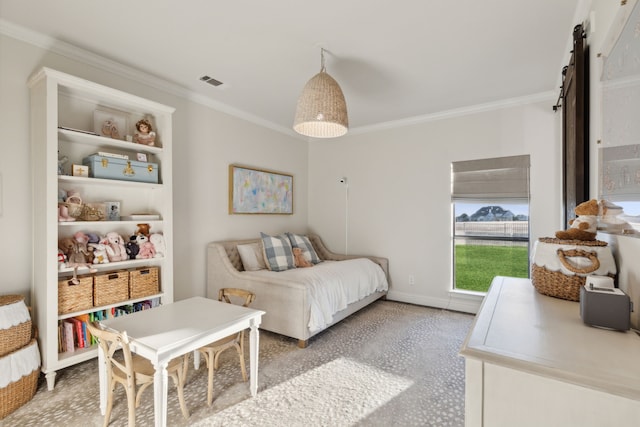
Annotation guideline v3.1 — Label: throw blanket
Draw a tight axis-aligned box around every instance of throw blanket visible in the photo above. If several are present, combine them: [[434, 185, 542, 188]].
[[243, 259, 388, 332]]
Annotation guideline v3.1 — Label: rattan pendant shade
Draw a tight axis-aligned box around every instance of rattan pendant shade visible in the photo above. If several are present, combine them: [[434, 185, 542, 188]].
[[293, 50, 348, 138]]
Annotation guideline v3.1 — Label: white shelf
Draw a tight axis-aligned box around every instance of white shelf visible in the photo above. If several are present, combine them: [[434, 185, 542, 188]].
[[58, 128, 163, 155], [29, 67, 175, 390], [57, 257, 164, 275], [58, 175, 165, 189], [57, 293, 164, 320]]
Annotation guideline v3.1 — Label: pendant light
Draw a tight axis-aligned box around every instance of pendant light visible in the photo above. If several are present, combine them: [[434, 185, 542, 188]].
[[293, 48, 349, 138]]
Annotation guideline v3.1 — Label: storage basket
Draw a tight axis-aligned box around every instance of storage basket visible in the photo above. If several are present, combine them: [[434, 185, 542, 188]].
[[531, 238, 615, 302], [57, 201, 83, 219], [58, 276, 94, 314], [0, 296, 32, 358], [0, 338, 40, 419], [94, 271, 129, 306], [129, 267, 160, 299]]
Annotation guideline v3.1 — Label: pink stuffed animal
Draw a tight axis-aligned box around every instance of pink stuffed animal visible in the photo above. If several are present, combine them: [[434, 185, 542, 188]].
[[135, 233, 156, 259], [105, 231, 127, 262]]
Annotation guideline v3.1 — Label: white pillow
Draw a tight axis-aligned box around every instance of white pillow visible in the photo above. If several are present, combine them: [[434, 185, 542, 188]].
[[237, 243, 267, 271]]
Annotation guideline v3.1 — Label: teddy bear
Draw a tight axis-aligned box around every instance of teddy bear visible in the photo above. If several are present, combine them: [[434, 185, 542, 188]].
[[555, 199, 599, 241], [126, 235, 140, 259], [105, 231, 128, 262], [149, 233, 166, 258], [136, 223, 151, 237], [89, 238, 110, 264], [136, 233, 156, 259], [293, 247, 313, 268]]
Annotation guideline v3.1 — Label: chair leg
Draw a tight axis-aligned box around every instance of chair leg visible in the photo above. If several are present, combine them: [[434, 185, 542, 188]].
[[125, 383, 136, 427], [236, 343, 247, 382], [171, 370, 189, 418], [103, 380, 115, 427]]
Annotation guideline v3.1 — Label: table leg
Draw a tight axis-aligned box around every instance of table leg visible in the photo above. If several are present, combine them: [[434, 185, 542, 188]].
[[193, 349, 200, 370], [97, 344, 107, 415], [153, 361, 169, 427], [249, 321, 260, 397]]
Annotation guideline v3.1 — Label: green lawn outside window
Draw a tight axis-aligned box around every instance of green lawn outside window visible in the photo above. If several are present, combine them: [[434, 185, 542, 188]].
[[455, 245, 529, 292]]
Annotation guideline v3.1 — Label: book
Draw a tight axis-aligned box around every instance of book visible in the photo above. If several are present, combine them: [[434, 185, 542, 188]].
[[120, 213, 160, 221], [63, 320, 75, 353]]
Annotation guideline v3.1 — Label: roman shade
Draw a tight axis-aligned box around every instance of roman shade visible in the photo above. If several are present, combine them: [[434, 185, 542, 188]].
[[452, 155, 530, 200]]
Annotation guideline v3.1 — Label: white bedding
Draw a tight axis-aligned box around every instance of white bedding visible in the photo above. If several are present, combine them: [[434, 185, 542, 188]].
[[242, 258, 389, 332]]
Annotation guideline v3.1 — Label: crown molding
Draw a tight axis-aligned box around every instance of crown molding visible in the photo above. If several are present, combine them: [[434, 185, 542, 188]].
[[349, 91, 556, 136]]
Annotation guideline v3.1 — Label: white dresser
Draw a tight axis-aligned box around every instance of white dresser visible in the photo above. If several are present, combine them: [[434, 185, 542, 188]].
[[460, 276, 640, 427]]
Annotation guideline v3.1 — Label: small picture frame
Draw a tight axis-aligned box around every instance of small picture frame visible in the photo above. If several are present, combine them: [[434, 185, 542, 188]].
[[105, 201, 121, 221], [71, 164, 89, 177], [94, 108, 128, 140], [136, 152, 148, 162]]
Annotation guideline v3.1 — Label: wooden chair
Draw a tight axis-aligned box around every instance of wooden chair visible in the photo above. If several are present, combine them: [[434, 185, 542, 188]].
[[87, 321, 190, 426], [198, 287, 256, 406]]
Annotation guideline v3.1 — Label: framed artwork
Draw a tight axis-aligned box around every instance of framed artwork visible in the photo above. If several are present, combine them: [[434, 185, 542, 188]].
[[229, 165, 293, 214]]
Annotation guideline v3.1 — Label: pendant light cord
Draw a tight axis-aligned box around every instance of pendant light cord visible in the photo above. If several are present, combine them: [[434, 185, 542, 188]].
[[320, 48, 326, 72]]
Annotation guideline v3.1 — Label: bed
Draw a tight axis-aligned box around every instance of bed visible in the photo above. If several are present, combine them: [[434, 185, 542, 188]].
[[206, 233, 389, 347]]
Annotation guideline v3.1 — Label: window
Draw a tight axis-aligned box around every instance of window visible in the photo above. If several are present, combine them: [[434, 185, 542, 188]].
[[451, 155, 530, 293]]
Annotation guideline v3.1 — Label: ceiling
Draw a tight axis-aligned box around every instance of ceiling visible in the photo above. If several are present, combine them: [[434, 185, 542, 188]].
[[0, 0, 582, 136]]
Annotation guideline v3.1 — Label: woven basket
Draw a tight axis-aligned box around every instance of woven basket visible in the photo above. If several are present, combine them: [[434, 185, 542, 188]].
[[94, 271, 129, 306], [58, 276, 93, 315], [0, 339, 40, 419], [0, 296, 32, 358], [57, 202, 83, 219], [129, 267, 160, 299], [532, 238, 611, 302]]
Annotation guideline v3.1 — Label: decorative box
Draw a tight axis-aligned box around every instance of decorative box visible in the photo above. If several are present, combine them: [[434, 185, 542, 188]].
[[83, 154, 159, 184]]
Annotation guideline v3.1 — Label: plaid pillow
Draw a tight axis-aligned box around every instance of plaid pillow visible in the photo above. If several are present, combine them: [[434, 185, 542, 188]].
[[260, 232, 296, 271], [286, 233, 322, 264]]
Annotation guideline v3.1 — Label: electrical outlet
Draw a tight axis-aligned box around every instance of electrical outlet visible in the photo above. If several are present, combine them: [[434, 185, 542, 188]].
[[408, 275, 415, 285]]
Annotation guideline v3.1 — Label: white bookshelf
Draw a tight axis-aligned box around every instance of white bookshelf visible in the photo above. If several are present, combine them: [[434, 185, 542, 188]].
[[28, 67, 175, 390]]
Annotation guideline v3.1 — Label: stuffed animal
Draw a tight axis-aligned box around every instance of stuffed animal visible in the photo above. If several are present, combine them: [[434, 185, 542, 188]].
[[105, 231, 128, 262], [293, 247, 313, 268], [555, 199, 599, 241], [58, 237, 96, 283], [136, 233, 156, 259], [136, 223, 151, 237], [89, 239, 110, 264], [149, 233, 166, 258], [126, 235, 140, 259]]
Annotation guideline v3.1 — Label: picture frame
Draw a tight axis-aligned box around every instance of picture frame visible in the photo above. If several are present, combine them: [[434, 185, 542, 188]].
[[229, 165, 293, 214], [94, 108, 128, 141], [104, 201, 121, 221], [136, 152, 148, 162]]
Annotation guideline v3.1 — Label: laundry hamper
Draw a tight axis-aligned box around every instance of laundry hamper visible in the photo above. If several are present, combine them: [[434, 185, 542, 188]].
[[0, 295, 32, 357], [0, 338, 40, 419], [0, 295, 39, 419], [531, 238, 617, 301]]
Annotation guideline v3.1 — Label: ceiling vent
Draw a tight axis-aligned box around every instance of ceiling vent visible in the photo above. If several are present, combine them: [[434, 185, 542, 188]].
[[199, 75, 224, 87]]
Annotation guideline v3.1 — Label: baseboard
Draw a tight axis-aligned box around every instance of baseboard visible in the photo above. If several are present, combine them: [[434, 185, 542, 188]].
[[387, 290, 481, 314]]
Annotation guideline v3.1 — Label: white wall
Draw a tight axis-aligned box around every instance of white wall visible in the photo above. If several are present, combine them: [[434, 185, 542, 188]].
[[308, 101, 561, 312], [0, 33, 307, 302]]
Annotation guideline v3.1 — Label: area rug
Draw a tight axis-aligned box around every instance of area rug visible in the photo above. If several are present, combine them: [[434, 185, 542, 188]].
[[1, 300, 473, 427]]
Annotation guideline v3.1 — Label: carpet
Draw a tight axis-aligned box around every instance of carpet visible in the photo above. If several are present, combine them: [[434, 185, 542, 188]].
[[1, 300, 473, 427]]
